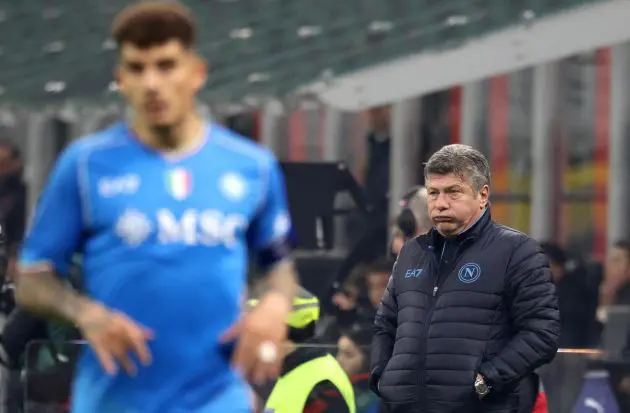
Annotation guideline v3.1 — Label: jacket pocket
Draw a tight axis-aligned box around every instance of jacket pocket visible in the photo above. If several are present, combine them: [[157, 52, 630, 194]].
[[377, 365, 418, 404]]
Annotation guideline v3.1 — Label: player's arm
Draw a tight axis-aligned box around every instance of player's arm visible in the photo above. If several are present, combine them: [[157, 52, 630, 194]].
[[248, 157, 298, 304], [17, 145, 152, 376], [15, 146, 91, 325], [227, 156, 297, 383]]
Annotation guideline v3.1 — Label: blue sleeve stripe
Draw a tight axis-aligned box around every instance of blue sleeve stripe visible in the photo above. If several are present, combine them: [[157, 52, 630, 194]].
[[76, 135, 128, 229], [77, 145, 92, 228]]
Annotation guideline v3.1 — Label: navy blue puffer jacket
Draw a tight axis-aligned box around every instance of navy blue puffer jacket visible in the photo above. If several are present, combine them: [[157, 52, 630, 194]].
[[370, 210, 560, 413]]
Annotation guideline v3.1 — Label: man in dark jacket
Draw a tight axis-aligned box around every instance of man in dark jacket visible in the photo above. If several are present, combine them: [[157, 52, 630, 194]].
[[370, 144, 560, 413], [0, 140, 26, 254]]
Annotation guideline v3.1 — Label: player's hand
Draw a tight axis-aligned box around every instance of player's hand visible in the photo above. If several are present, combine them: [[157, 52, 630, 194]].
[[221, 291, 291, 384], [75, 302, 154, 376]]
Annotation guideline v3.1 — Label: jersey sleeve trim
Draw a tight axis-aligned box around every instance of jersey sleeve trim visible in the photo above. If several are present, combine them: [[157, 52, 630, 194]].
[[75, 135, 129, 229], [77, 146, 92, 228]]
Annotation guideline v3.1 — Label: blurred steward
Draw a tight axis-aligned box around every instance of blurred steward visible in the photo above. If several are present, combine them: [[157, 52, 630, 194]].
[[248, 288, 355, 413]]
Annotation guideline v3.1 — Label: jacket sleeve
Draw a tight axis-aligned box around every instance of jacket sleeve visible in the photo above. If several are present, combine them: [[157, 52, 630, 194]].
[[479, 237, 560, 392], [369, 257, 399, 394]]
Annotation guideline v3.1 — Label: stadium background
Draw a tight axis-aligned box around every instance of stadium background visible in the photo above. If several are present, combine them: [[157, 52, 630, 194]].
[[0, 0, 629, 412]]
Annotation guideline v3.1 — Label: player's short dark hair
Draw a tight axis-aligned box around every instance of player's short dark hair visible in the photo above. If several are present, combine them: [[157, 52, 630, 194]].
[[111, 1, 196, 49]]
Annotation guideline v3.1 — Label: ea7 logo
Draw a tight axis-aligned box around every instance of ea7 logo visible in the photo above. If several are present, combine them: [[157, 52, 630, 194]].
[[405, 269, 423, 278], [98, 174, 140, 197]]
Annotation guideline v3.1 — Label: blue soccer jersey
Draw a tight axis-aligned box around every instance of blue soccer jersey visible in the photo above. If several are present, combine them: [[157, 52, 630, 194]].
[[20, 122, 293, 413]]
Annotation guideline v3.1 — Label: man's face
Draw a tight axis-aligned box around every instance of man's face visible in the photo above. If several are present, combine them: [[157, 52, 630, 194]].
[[391, 233, 405, 256], [0, 146, 18, 178], [332, 285, 358, 311], [117, 40, 206, 128], [549, 261, 564, 283], [606, 246, 630, 283], [367, 271, 389, 307], [368, 105, 391, 133], [426, 173, 488, 237]]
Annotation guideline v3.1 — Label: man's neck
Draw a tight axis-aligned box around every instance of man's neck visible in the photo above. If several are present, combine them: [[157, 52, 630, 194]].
[[132, 112, 205, 153], [440, 207, 486, 238]]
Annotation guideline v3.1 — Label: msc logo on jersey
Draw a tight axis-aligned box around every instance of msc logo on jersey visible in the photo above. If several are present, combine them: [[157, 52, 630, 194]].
[[156, 208, 247, 247], [115, 208, 248, 247], [405, 269, 423, 278], [458, 263, 481, 283]]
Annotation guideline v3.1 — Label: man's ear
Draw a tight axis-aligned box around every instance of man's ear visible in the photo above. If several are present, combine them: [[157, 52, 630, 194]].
[[114, 68, 123, 93], [479, 185, 490, 208], [193, 55, 208, 91]]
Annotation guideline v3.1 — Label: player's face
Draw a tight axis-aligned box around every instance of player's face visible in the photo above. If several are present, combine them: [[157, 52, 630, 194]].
[[426, 173, 488, 237], [606, 246, 630, 282], [117, 40, 206, 128]]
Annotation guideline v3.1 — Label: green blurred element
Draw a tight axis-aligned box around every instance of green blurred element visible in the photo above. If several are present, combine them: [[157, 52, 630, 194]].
[[247, 287, 320, 329], [0, 0, 608, 105]]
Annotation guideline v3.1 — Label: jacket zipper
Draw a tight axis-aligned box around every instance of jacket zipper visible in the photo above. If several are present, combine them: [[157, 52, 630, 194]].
[[419, 237, 475, 397], [432, 237, 474, 297]]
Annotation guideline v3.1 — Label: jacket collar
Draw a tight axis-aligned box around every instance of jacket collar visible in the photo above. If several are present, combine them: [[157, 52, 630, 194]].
[[417, 207, 492, 251]]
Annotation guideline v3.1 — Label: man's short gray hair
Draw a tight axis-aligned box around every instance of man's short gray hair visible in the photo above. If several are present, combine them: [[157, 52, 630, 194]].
[[424, 144, 491, 191]]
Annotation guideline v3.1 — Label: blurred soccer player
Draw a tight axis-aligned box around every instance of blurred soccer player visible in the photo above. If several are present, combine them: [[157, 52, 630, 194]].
[[15, 2, 298, 412]]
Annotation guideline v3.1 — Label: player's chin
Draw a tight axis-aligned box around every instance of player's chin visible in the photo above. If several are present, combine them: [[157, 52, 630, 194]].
[[145, 114, 177, 128]]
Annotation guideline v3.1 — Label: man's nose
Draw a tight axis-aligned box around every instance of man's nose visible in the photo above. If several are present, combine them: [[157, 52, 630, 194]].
[[141, 69, 161, 90], [434, 193, 449, 209]]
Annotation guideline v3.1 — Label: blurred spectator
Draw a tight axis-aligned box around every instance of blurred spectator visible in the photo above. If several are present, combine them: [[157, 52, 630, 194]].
[[390, 186, 430, 256], [331, 265, 367, 321], [597, 240, 630, 324], [319, 258, 392, 345], [330, 323, 380, 413], [344, 106, 392, 273], [3, 256, 83, 413], [366, 258, 393, 310], [0, 140, 26, 258], [319, 266, 369, 342], [363, 105, 391, 215], [541, 242, 597, 347]]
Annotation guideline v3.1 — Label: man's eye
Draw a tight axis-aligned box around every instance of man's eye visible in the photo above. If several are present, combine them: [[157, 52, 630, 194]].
[[157, 60, 176, 71], [127, 63, 143, 73]]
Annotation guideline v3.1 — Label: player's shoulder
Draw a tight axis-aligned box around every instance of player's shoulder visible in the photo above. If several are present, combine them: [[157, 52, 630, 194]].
[[60, 122, 132, 164], [209, 122, 277, 168]]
